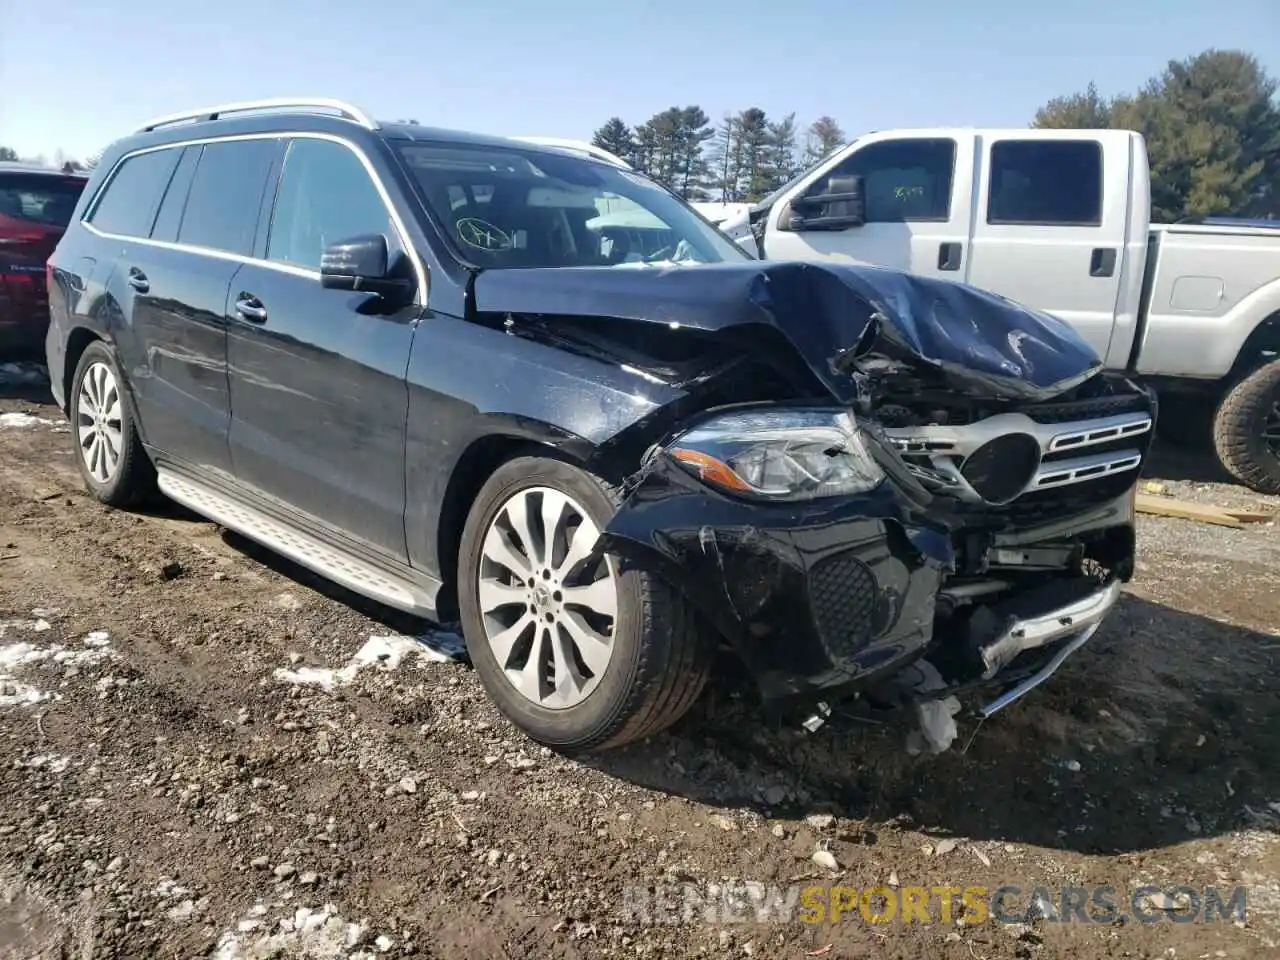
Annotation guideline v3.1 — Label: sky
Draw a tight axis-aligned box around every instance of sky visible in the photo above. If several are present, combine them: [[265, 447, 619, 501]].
[[1, 0, 1277, 162]]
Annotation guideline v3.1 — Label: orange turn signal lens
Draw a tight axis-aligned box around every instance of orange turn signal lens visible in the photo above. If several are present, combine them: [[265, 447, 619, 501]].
[[668, 447, 752, 493]]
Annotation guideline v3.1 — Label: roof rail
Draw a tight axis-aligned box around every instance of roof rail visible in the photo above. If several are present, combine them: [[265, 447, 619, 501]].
[[512, 137, 633, 170], [136, 98, 378, 134]]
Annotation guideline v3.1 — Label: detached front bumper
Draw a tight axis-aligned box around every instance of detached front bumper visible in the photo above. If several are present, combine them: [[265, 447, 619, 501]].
[[602, 454, 1134, 703], [974, 577, 1121, 717]]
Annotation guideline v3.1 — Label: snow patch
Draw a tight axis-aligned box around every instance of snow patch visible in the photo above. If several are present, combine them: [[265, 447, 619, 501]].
[[0, 619, 51, 639], [0, 680, 50, 707], [23, 754, 70, 773], [0, 631, 115, 707], [275, 631, 464, 692], [213, 901, 378, 959], [0, 412, 59, 429]]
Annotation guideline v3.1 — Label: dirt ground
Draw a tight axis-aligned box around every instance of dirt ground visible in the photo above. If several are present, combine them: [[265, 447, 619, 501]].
[[1, 361, 1277, 960]]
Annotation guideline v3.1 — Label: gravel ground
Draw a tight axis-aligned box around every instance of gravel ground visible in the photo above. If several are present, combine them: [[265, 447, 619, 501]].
[[1, 362, 1277, 959]]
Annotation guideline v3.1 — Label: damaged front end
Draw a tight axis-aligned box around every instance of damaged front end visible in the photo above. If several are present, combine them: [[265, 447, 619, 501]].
[[472, 261, 1156, 752]]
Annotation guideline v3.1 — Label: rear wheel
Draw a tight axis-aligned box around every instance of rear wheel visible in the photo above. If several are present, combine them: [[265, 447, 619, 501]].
[[1212, 361, 1280, 495], [69, 341, 154, 507], [457, 456, 711, 751]]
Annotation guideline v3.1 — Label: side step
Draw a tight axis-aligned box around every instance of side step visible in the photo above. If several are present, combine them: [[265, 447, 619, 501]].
[[156, 468, 439, 617]]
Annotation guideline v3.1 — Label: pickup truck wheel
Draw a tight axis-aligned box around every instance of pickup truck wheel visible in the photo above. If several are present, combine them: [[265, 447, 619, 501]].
[[1212, 360, 1280, 495], [69, 341, 155, 508], [457, 456, 711, 752]]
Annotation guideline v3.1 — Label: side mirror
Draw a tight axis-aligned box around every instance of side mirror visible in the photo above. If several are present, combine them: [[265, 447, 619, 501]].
[[320, 234, 409, 296], [784, 174, 865, 231]]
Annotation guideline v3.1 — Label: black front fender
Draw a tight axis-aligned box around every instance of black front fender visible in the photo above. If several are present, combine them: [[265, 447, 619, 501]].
[[600, 455, 954, 699]]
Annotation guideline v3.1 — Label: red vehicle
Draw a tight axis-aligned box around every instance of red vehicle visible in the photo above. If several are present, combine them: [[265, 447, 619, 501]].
[[0, 163, 89, 357]]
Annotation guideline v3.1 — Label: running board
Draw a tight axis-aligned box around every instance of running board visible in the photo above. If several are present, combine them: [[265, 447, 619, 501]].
[[156, 468, 439, 616]]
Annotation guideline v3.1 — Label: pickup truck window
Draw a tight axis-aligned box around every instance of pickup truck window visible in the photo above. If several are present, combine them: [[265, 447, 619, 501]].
[[267, 138, 396, 271], [178, 140, 278, 257], [987, 140, 1103, 227], [87, 148, 181, 239], [396, 142, 748, 268], [827, 138, 956, 222]]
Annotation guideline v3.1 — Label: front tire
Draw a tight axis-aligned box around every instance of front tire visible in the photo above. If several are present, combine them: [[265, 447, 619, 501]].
[[69, 341, 155, 507], [1212, 361, 1280, 495], [457, 456, 711, 752]]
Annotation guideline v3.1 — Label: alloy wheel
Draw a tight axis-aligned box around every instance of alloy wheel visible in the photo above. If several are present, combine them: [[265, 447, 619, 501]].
[[477, 486, 617, 709], [77, 361, 123, 484], [1264, 394, 1280, 459]]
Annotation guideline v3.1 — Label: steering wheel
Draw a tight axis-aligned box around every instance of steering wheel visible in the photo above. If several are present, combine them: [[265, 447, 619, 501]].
[[455, 217, 513, 254]]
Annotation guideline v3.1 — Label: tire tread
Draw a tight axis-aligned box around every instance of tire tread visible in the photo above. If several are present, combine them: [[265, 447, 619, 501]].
[[70, 342, 156, 508], [1212, 361, 1280, 495]]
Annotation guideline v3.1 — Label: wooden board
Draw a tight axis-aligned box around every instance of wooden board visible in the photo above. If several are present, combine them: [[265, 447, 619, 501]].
[[1135, 492, 1274, 528]]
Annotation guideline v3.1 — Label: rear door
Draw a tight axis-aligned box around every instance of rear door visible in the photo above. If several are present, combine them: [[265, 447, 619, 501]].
[[224, 135, 419, 560], [966, 131, 1132, 357], [89, 139, 280, 473], [762, 132, 976, 279]]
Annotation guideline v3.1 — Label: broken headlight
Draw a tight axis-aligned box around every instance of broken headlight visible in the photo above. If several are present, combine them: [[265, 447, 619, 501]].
[[667, 409, 884, 501]]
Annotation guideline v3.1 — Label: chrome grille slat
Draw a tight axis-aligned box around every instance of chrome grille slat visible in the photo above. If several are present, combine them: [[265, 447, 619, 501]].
[[1032, 450, 1144, 489]]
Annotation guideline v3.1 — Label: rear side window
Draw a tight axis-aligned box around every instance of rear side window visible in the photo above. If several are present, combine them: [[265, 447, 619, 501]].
[[87, 149, 181, 237], [177, 139, 279, 256], [828, 138, 956, 222], [150, 147, 200, 243], [0, 174, 86, 228], [987, 140, 1103, 226], [266, 138, 394, 271]]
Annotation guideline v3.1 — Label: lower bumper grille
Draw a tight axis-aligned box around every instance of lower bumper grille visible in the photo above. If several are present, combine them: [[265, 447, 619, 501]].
[[808, 551, 879, 657]]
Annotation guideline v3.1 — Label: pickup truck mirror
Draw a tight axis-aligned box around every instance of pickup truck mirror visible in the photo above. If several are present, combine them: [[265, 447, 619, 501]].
[[783, 174, 865, 232], [320, 234, 411, 297]]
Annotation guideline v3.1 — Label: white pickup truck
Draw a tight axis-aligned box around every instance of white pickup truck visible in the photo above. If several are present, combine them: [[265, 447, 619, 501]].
[[688, 128, 1280, 494]]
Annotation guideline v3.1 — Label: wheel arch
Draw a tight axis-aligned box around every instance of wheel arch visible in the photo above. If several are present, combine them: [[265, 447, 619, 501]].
[[432, 432, 589, 620], [1228, 310, 1280, 380], [61, 326, 105, 414]]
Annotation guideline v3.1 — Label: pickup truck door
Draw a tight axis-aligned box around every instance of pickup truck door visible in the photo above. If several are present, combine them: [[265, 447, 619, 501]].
[[966, 130, 1135, 360], [761, 132, 976, 280]]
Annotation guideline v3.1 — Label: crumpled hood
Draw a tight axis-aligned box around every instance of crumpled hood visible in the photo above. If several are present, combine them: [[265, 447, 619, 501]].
[[471, 260, 1103, 402]]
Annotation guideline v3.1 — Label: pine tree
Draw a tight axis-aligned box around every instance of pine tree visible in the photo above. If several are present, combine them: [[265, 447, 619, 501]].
[[591, 118, 635, 165], [802, 116, 846, 166]]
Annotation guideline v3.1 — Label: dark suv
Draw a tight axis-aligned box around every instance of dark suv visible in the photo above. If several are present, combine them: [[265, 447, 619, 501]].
[[1, 162, 88, 355], [46, 99, 1156, 753]]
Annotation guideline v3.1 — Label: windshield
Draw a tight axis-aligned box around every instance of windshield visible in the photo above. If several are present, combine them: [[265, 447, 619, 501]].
[[395, 142, 750, 269]]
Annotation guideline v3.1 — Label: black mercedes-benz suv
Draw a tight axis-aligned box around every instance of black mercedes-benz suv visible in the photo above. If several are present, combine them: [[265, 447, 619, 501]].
[[46, 99, 1156, 753]]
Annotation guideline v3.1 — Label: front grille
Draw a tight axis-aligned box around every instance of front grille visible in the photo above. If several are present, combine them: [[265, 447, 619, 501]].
[[808, 551, 879, 657], [885, 405, 1152, 507]]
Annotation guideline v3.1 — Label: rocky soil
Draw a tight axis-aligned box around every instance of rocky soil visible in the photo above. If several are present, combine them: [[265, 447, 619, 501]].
[[1, 362, 1277, 959]]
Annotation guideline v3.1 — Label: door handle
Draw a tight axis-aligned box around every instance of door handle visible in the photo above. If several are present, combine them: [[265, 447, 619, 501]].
[[126, 268, 149, 293], [234, 294, 268, 323], [937, 242, 963, 271], [1089, 248, 1117, 278]]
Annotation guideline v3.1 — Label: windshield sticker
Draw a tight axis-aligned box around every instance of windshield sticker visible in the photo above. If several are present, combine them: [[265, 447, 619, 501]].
[[455, 217, 513, 252]]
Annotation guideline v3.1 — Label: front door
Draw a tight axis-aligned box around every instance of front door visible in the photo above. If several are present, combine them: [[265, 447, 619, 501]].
[[763, 134, 975, 281], [225, 136, 419, 560]]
